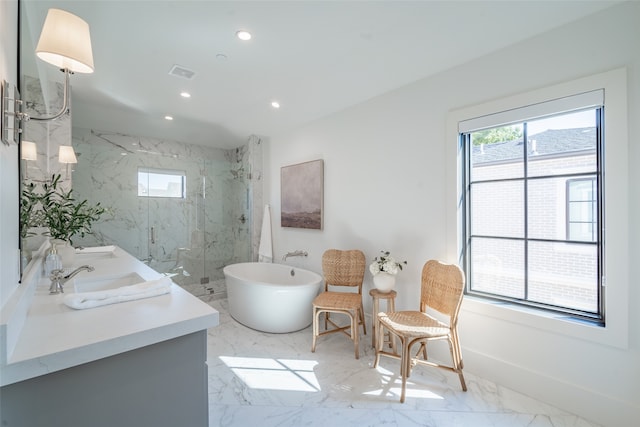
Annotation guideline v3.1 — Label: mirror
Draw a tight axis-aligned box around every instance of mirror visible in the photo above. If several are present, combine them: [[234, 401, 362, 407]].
[[19, 3, 262, 297]]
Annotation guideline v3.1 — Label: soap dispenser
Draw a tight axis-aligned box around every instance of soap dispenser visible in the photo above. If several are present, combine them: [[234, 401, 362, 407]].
[[45, 243, 62, 276]]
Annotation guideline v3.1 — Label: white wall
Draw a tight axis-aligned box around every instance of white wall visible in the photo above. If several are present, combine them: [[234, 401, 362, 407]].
[[266, 2, 639, 426], [0, 0, 20, 309]]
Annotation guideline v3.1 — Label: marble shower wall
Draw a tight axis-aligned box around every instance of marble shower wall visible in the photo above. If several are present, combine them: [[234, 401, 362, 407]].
[[235, 134, 264, 262], [70, 128, 262, 290]]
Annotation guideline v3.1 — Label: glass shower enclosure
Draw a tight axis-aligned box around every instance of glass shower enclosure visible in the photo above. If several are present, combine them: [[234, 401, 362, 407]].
[[70, 129, 254, 300]]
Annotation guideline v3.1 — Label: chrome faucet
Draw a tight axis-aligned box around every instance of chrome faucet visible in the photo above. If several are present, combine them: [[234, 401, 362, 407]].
[[282, 250, 308, 261], [49, 265, 95, 294]]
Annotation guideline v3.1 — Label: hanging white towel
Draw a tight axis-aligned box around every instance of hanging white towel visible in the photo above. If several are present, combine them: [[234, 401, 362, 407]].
[[258, 204, 273, 263], [63, 277, 172, 310]]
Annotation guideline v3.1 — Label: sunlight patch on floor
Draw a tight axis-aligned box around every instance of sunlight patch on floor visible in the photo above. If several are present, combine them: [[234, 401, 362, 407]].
[[220, 356, 321, 392]]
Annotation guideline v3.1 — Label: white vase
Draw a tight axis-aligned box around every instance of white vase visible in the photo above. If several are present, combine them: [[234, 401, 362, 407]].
[[52, 239, 75, 268], [373, 272, 396, 293]]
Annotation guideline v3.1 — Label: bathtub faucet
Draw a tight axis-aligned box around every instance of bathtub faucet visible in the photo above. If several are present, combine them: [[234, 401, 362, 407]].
[[282, 250, 308, 261]]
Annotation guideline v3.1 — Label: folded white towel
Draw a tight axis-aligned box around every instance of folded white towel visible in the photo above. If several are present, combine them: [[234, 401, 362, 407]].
[[63, 277, 172, 310]]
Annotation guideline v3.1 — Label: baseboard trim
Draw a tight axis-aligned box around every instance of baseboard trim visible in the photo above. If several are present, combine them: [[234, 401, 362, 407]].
[[463, 347, 639, 426]]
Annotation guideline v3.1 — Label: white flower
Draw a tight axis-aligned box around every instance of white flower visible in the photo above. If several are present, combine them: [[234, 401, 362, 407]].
[[369, 263, 380, 275], [369, 250, 406, 276], [384, 261, 399, 275]]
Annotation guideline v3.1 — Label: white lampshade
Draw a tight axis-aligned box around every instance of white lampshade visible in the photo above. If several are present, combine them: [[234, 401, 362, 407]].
[[35, 8, 94, 74], [58, 145, 77, 164], [21, 141, 38, 161]]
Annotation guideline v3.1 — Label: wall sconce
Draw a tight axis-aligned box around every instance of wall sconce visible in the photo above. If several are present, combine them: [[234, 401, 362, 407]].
[[58, 145, 77, 180], [21, 140, 38, 179], [1, 8, 94, 145], [1, 81, 21, 145]]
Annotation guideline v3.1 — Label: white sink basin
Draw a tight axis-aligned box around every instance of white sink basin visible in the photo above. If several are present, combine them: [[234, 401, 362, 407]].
[[73, 272, 146, 293]]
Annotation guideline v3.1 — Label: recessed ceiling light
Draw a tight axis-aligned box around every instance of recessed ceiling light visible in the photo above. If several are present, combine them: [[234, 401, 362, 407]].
[[236, 30, 252, 41], [180, 92, 191, 98], [216, 53, 228, 61], [271, 101, 280, 109], [164, 115, 173, 121]]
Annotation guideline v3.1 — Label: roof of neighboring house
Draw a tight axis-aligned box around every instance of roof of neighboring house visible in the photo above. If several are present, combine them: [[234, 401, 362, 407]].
[[472, 127, 597, 164]]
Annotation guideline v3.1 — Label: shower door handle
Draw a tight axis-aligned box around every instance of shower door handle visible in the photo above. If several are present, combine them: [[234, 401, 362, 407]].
[[150, 226, 156, 244]]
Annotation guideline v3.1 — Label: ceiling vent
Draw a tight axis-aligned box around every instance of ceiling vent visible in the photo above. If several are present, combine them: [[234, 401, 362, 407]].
[[168, 64, 196, 80]]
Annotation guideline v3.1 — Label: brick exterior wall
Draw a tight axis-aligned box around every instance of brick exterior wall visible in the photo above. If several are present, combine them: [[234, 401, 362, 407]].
[[469, 151, 598, 313]]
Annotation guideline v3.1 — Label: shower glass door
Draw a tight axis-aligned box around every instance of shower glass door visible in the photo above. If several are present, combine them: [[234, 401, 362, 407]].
[[140, 159, 208, 297]]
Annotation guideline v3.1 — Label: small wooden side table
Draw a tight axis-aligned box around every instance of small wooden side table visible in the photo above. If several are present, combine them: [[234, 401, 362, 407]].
[[369, 289, 397, 352]]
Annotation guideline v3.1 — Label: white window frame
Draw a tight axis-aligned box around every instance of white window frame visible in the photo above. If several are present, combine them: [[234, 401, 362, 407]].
[[446, 68, 629, 349]]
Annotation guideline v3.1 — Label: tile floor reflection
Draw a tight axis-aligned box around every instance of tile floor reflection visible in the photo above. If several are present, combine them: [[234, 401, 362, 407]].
[[205, 299, 600, 427]]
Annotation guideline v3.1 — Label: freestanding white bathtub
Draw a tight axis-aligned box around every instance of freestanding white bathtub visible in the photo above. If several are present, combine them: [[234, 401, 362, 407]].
[[223, 262, 323, 333]]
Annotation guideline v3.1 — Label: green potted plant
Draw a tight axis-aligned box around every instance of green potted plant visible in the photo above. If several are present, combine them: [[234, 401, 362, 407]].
[[40, 174, 105, 243], [20, 174, 105, 267]]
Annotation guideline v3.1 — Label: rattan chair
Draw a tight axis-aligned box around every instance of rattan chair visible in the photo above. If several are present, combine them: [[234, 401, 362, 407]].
[[373, 259, 467, 402], [312, 249, 366, 359]]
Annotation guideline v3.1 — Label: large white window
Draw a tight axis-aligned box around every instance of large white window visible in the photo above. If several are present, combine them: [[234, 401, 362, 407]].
[[460, 93, 603, 322]]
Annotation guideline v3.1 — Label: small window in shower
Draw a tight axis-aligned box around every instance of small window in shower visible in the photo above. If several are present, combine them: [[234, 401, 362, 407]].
[[138, 167, 186, 198]]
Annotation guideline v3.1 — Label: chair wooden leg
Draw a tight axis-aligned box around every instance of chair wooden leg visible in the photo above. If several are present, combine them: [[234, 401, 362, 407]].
[[371, 300, 380, 348], [450, 330, 467, 391], [406, 341, 415, 379], [458, 371, 467, 391], [373, 319, 383, 368], [359, 303, 367, 335], [452, 329, 464, 369], [311, 308, 319, 353], [373, 349, 380, 368], [400, 337, 410, 403], [389, 330, 397, 353], [352, 310, 359, 359]]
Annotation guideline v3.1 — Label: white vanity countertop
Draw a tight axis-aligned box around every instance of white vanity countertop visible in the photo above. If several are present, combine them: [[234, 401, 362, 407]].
[[0, 246, 219, 386]]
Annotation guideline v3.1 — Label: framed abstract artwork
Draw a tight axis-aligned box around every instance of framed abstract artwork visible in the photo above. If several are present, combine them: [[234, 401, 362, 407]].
[[281, 159, 323, 230]]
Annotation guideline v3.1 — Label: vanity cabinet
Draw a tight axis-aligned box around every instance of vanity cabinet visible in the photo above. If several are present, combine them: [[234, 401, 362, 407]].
[[1, 331, 208, 427], [0, 246, 218, 427]]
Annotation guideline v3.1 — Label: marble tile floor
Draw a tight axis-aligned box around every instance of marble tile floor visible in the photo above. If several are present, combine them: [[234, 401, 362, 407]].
[[205, 298, 600, 427]]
